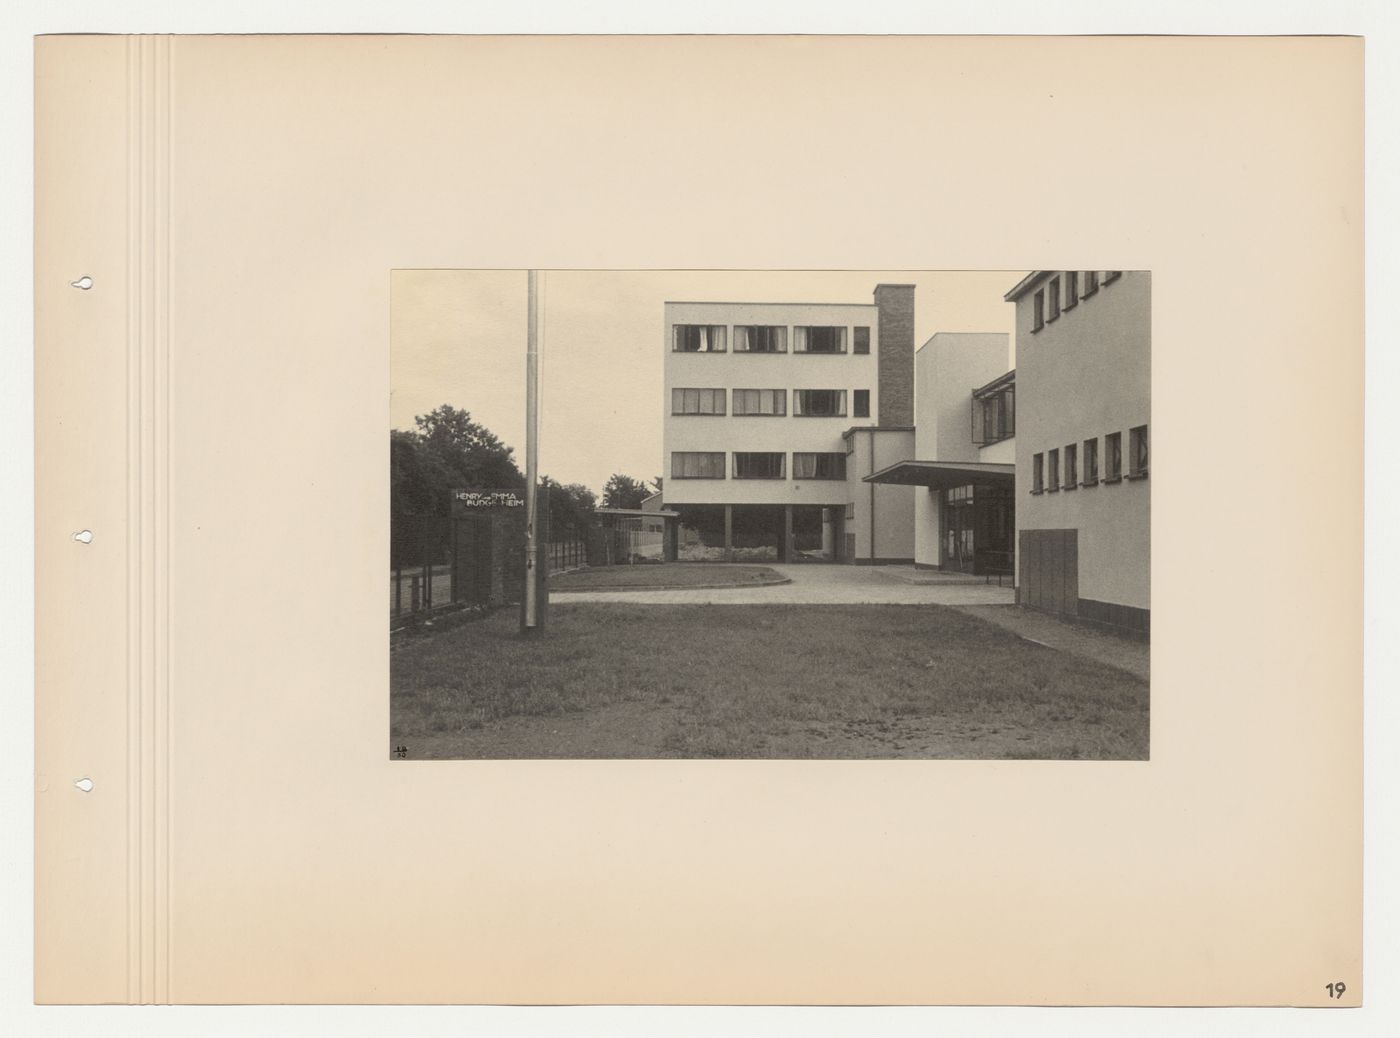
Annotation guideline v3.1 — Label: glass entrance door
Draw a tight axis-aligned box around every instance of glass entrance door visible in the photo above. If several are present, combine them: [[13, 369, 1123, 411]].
[[942, 485, 976, 572], [942, 483, 1015, 574]]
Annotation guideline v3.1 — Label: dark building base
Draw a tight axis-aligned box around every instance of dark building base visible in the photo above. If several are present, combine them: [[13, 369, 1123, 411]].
[[1073, 598, 1151, 642], [1015, 590, 1150, 643], [851, 557, 916, 566]]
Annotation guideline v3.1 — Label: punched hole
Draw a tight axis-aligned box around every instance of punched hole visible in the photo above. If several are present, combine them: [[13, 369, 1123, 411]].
[[70, 276, 93, 290], [72, 530, 93, 544], [74, 778, 93, 792]]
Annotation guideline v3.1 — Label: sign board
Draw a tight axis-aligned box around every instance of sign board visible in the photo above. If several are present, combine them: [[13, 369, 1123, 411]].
[[450, 488, 527, 516]]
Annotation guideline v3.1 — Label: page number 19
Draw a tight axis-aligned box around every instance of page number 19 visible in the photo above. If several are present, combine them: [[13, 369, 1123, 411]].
[[1326, 981, 1347, 999]]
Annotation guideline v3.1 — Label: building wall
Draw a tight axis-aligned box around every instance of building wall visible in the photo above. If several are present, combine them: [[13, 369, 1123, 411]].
[[664, 300, 880, 507], [844, 428, 915, 562], [911, 332, 1012, 567], [1014, 271, 1150, 616]]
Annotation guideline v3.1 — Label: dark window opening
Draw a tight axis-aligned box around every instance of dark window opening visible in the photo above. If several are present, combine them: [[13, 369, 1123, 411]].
[[733, 325, 787, 353], [792, 452, 847, 480], [794, 326, 847, 353], [1129, 425, 1149, 478], [1105, 432, 1123, 482], [672, 324, 727, 353], [1082, 437, 1099, 485], [973, 383, 1015, 445], [733, 452, 786, 480], [793, 389, 847, 417]]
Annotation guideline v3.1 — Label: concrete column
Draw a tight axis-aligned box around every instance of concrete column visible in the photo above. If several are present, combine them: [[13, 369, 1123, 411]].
[[723, 505, 733, 562], [782, 505, 794, 563]]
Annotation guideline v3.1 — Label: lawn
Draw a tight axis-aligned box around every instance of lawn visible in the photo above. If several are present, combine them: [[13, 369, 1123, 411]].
[[549, 562, 785, 591], [390, 603, 1149, 760]]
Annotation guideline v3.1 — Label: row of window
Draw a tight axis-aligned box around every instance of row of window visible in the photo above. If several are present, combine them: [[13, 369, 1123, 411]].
[[673, 324, 872, 355], [972, 381, 1016, 446], [1031, 425, 1148, 493], [671, 451, 849, 481], [672, 387, 870, 418], [1031, 270, 1122, 333]]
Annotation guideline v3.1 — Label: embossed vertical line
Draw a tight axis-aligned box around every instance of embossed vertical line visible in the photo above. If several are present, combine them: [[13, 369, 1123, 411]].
[[157, 32, 174, 1006], [139, 32, 154, 1006], [124, 32, 140, 1007]]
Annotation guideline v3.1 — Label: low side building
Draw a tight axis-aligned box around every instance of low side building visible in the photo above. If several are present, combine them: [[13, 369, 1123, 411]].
[[1007, 270, 1150, 638], [862, 332, 1014, 576]]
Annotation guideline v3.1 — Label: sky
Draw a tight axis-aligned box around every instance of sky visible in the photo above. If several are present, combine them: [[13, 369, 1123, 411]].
[[391, 270, 1026, 496]]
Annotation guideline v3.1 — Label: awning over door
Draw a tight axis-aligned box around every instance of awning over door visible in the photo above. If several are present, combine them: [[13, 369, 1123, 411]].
[[863, 459, 1015, 490]]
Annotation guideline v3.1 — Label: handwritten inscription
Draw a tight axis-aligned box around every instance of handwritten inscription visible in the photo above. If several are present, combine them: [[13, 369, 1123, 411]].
[[452, 490, 525, 509]]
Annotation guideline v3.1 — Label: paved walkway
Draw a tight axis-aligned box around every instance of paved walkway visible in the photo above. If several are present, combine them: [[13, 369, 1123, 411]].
[[549, 563, 1016, 606], [954, 604, 1150, 681]]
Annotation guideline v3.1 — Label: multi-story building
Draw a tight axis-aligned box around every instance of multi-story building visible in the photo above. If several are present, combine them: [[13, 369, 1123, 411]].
[[662, 285, 916, 562], [660, 272, 1149, 641], [1007, 270, 1150, 638]]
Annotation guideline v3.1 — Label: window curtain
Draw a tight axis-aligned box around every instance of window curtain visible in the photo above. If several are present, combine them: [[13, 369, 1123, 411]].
[[733, 326, 750, 353], [792, 326, 808, 353], [734, 389, 783, 415], [699, 325, 724, 352], [1132, 428, 1148, 472]]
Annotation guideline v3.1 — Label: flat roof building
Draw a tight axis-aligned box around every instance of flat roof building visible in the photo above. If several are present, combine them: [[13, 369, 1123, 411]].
[[1008, 270, 1150, 638], [661, 285, 916, 563]]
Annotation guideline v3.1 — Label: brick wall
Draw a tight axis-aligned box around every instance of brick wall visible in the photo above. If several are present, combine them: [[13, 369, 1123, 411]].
[[874, 283, 915, 426]]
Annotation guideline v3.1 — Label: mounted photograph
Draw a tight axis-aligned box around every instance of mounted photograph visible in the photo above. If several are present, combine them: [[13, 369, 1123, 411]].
[[390, 270, 1150, 760]]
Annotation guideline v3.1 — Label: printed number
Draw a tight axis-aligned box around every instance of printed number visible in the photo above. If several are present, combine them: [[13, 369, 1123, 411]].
[[393, 745, 408, 759], [1326, 982, 1347, 999]]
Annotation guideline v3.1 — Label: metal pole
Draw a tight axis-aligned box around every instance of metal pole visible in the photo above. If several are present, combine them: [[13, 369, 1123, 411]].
[[523, 270, 540, 633]]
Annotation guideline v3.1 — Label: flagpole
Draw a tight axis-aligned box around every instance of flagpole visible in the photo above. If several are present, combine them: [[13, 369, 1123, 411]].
[[523, 270, 541, 634]]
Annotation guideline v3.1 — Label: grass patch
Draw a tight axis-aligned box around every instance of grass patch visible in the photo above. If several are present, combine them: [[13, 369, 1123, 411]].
[[390, 603, 1149, 759], [549, 562, 784, 590]]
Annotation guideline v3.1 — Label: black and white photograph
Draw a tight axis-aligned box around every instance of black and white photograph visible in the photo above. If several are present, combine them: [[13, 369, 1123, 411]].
[[390, 269, 1151, 760]]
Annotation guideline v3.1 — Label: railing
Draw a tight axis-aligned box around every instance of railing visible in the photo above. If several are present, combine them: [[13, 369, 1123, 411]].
[[977, 549, 1015, 587], [546, 536, 588, 574]]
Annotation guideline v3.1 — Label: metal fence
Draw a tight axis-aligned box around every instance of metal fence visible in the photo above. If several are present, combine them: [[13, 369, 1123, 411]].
[[391, 508, 587, 620], [546, 536, 587, 574], [390, 513, 515, 620], [596, 515, 667, 565]]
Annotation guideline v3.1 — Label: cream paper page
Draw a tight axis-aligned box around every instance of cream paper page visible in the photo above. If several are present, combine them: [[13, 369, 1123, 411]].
[[35, 35, 1362, 1004]]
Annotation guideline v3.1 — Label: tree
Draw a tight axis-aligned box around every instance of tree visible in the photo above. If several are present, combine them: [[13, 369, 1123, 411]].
[[540, 477, 597, 534], [601, 473, 652, 510], [391, 405, 524, 517]]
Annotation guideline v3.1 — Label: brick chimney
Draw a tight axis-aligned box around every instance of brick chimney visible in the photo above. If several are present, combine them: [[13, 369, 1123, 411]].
[[873, 283, 915, 426]]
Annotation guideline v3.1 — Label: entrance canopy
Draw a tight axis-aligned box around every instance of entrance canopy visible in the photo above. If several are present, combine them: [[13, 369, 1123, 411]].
[[863, 459, 1014, 490]]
